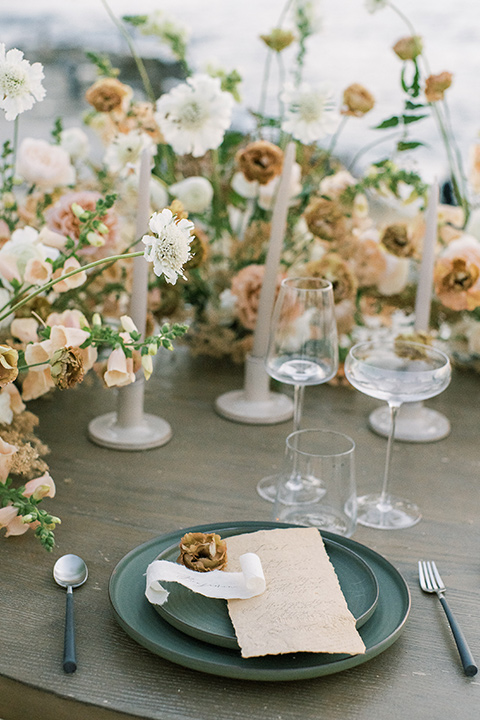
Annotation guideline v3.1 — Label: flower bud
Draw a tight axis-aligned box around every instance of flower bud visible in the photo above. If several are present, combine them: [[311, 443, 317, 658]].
[[32, 484, 52, 501], [71, 202, 86, 218], [22, 513, 35, 524], [260, 28, 296, 52], [147, 343, 158, 356], [120, 315, 138, 333], [425, 72, 453, 102], [141, 354, 153, 380], [393, 35, 423, 61], [2, 192, 16, 209], [96, 222, 109, 235], [92, 313, 102, 327], [86, 231, 105, 247]]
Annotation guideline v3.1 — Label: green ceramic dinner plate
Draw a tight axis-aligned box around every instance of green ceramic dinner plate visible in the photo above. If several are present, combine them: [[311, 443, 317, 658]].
[[109, 521, 411, 681], [153, 536, 379, 649]]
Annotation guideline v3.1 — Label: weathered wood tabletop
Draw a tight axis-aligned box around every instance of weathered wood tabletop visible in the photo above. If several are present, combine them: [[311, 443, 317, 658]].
[[1, 349, 479, 720]]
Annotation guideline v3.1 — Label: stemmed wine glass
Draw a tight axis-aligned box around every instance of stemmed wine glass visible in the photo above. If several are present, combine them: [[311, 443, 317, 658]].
[[256, 277, 338, 501], [344, 339, 451, 529]]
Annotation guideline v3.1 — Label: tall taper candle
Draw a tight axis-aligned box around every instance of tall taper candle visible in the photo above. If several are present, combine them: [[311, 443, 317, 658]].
[[414, 180, 439, 333], [251, 141, 295, 358], [130, 147, 152, 337]]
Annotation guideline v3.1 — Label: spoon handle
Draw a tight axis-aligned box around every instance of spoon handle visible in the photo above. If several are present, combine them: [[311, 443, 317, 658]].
[[63, 586, 77, 673]]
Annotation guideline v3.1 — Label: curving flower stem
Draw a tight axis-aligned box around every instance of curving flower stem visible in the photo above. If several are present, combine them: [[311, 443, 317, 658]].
[[387, 0, 469, 219], [0, 251, 144, 324], [348, 131, 400, 173], [100, 0, 156, 103]]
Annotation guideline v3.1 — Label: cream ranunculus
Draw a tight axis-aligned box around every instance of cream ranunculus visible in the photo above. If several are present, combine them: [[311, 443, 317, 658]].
[[169, 176, 214, 214], [16, 138, 75, 191]]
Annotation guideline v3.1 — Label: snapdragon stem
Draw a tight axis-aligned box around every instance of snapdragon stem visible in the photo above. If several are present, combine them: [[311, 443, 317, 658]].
[[0, 251, 143, 323]]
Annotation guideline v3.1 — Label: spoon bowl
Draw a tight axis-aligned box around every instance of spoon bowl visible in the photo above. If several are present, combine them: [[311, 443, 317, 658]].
[[53, 554, 88, 673]]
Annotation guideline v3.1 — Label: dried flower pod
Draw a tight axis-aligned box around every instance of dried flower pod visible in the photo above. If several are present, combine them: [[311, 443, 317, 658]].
[[393, 35, 423, 61], [394, 337, 432, 361], [0, 345, 18, 388], [178, 532, 227, 572], [50, 347, 85, 390], [381, 223, 416, 258], [260, 28, 296, 53], [425, 72, 453, 103], [85, 78, 132, 113]]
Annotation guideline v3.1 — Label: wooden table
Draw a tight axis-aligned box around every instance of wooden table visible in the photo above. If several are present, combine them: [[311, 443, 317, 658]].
[[1, 349, 479, 720]]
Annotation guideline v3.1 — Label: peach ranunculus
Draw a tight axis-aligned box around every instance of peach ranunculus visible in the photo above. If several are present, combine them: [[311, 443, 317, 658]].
[[104, 347, 135, 387], [46, 190, 119, 249], [10, 318, 39, 344], [85, 77, 133, 113], [235, 141, 284, 185], [230, 264, 284, 331], [16, 138, 75, 192], [51, 257, 87, 293], [433, 235, 480, 311], [425, 72, 453, 102], [24, 472, 56, 500], [0, 437, 18, 481]]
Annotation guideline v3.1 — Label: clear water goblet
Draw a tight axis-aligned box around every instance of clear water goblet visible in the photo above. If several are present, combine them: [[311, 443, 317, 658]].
[[256, 277, 338, 501], [344, 339, 451, 529]]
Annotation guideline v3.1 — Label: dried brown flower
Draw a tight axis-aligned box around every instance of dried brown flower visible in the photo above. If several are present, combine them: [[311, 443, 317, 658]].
[[184, 227, 209, 270], [425, 72, 453, 103], [85, 78, 132, 113], [0, 346, 18, 388], [304, 197, 348, 242], [50, 347, 85, 390], [260, 28, 296, 52], [236, 141, 284, 185], [341, 84, 375, 117], [381, 223, 417, 258], [304, 254, 358, 303], [178, 532, 227, 572], [393, 35, 423, 61], [0, 411, 49, 479], [394, 338, 432, 361]]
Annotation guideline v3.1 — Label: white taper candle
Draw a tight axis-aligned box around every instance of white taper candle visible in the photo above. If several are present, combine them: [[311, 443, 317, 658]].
[[414, 180, 439, 333], [251, 141, 295, 358]]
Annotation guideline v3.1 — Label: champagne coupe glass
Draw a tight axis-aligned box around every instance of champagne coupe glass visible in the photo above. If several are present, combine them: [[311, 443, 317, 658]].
[[256, 277, 338, 501], [344, 339, 451, 529]]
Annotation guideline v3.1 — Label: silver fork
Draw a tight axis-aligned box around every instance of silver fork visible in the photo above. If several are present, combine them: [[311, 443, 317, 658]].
[[418, 560, 477, 677]]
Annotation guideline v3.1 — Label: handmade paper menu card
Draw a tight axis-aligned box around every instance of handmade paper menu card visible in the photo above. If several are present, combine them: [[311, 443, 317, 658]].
[[226, 527, 366, 658]]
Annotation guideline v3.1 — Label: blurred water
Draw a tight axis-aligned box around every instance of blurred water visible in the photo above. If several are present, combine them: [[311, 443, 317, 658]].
[[1, 0, 479, 182]]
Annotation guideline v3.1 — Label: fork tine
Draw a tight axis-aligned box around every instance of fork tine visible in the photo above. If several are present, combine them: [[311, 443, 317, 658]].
[[431, 561, 445, 591], [425, 561, 437, 590], [418, 560, 427, 590]]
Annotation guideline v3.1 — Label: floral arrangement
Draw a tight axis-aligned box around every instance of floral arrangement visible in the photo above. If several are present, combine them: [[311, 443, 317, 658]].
[[1, 0, 480, 546]]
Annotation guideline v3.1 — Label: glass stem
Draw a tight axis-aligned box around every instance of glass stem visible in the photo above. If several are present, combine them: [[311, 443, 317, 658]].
[[379, 402, 401, 507], [293, 384, 305, 432]]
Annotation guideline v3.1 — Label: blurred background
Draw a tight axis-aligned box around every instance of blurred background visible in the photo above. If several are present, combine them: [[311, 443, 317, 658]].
[[1, 0, 479, 183]]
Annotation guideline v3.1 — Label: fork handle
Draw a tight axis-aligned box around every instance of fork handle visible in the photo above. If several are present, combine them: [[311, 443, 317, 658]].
[[439, 595, 477, 677]]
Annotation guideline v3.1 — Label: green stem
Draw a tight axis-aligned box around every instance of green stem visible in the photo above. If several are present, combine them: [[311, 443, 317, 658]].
[[387, 1, 417, 36], [0, 251, 143, 323], [348, 131, 400, 173], [327, 115, 348, 161], [12, 117, 19, 171], [100, 0, 156, 103]]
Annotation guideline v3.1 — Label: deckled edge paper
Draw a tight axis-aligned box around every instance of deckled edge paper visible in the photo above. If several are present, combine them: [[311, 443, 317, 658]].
[[145, 552, 265, 605], [226, 527, 366, 658]]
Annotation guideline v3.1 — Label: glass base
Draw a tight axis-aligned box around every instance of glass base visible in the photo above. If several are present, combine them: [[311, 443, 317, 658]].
[[356, 493, 421, 530], [274, 507, 353, 537], [256, 474, 279, 502]]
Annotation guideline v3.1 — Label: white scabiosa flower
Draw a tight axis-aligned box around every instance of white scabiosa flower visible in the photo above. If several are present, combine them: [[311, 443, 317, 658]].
[[281, 82, 340, 144], [0, 44, 46, 121], [104, 130, 155, 175], [155, 74, 234, 157], [169, 176, 214, 213], [142, 208, 194, 284]]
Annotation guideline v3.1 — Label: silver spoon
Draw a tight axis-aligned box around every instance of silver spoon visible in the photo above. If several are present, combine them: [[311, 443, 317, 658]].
[[53, 554, 88, 673]]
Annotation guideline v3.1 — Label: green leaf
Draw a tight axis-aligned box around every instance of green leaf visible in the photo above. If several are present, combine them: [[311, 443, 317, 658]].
[[397, 140, 425, 151], [405, 101, 425, 110], [402, 114, 428, 125], [375, 116, 400, 129]]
